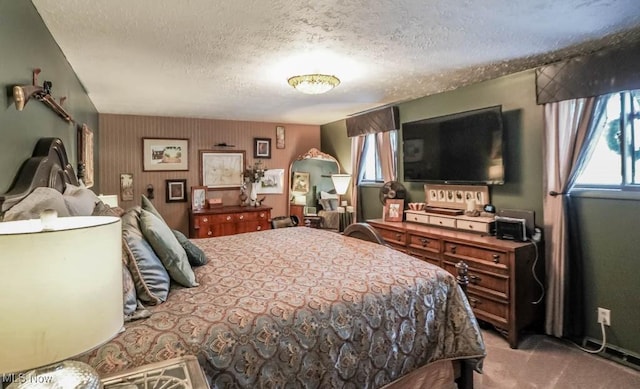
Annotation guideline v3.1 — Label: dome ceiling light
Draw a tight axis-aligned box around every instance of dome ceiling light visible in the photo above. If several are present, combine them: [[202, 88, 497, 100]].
[[287, 74, 340, 94]]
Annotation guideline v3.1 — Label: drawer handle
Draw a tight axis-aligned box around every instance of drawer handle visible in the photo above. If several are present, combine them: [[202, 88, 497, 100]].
[[439, 221, 443, 225], [257, 226, 262, 231], [450, 245, 457, 254], [239, 215, 244, 220], [492, 254, 500, 263], [207, 231, 212, 236], [469, 297, 482, 308], [468, 224, 474, 229], [260, 213, 265, 217], [203, 217, 208, 222], [395, 233, 402, 240], [226, 216, 232, 221], [470, 275, 482, 284], [420, 238, 430, 246]]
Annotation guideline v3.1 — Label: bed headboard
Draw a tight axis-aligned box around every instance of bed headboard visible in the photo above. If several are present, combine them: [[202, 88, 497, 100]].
[[0, 138, 79, 212]]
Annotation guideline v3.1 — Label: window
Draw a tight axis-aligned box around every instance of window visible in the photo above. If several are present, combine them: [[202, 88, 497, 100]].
[[574, 90, 640, 189], [360, 131, 398, 183]]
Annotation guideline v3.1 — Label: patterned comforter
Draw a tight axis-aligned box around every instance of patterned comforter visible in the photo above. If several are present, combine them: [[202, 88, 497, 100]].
[[79, 227, 485, 388]]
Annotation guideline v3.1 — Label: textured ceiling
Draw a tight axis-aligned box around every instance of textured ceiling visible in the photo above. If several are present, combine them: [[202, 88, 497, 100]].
[[32, 0, 640, 125]]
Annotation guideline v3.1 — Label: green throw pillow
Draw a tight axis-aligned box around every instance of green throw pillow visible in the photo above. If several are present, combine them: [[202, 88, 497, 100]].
[[172, 229, 208, 266], [141, 194, 165, 222], [139, 209, 198, 287]]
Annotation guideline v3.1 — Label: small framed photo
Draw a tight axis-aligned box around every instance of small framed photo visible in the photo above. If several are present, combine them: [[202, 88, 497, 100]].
[[291, 171, 310, 194], [254, 138, 271, 159], [276, 126, 285, 149], [166, 179, 187, 202], [257, 168, 284, 194], [384, 199, 404, 222], [120, 173, 134, 202], [191, 186, 207, 210], [143, 138, 189, 171]]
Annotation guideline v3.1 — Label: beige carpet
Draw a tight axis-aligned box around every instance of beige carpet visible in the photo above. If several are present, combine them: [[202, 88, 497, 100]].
[[475, 329, 640, 388]]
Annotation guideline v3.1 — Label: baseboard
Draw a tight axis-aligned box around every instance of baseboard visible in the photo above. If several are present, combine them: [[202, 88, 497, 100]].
[[583, 337, 640, 371]]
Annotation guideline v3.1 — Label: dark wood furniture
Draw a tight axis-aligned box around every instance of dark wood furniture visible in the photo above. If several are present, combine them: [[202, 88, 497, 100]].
[[368, 219, 544, 349], [189, 205, 271, 238], [290, 204, 305, 223]]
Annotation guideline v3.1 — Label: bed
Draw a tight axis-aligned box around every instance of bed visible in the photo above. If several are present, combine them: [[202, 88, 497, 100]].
[[0, 138, 485, 389]]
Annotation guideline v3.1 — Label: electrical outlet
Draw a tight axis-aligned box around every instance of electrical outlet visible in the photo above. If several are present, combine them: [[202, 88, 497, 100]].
[[597, 307, 611, 326]]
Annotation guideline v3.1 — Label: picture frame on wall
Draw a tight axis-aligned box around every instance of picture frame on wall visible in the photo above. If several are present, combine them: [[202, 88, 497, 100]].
[[120, 173, 134, 201], [256, 168, 284, 194], [384, 199, 404, 222], [199, 150, 245, 190], [77, 124, 94, 188], [166, 179, 187, 202], [142, 138, 189, 171], [254, 138, 271, 158], [191, 186, 207, 210], [276, 126, 285, 149]]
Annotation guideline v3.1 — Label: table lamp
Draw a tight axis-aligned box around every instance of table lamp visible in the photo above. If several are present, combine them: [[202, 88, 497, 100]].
[[0, 214, 123, 388], [330, 174, 351, 206]]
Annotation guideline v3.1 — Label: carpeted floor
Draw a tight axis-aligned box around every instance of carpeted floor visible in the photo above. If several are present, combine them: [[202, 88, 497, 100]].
[[474, 329, 640, 388]]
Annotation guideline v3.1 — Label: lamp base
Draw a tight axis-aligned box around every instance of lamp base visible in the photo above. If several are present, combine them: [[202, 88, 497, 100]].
[[7, 361, 101, 389]]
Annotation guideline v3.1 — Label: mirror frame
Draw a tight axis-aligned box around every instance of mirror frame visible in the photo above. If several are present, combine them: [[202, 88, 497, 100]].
[[288, 148, 342, 207]]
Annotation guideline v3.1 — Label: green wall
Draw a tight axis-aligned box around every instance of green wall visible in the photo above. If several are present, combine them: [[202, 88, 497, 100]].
[[321, 69, 640, 357], [0, 0, 98, 193]]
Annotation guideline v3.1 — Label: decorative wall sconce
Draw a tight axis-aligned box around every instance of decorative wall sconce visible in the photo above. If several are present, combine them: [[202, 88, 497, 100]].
[[12, 68, 73, 122], [146, 184, 154, 199]]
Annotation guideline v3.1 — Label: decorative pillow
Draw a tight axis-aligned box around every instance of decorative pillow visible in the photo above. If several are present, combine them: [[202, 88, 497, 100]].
[[63, 184, 100, 216], [3, 187, 70, 221], [141, 194, 165, 222], [318, 198, 335, 211], [140, 209, 198, 287], [122, 208, 170, 304], [172, 229, 208, 266], [120, 239, 138, 316], [320, 190, 339, 200], [92, 201, 120, 217]]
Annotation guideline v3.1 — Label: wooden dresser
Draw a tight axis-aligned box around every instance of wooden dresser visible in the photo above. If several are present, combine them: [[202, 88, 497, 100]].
[[189, 206, 271, 238], [368, 219, 544, 348]]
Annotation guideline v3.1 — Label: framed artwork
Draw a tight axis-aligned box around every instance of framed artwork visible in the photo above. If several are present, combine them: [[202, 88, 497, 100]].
[[257, 168, 284, 194], [142, 138, 189, 171], [276, 126, 285, 149], [291, 171, 310, 194], [120, 173, 134, 201], [165, 179, 187, 202], [191, 186, 207, 210], [254, 138, 271, 158], [77, 124, 94, 188], [384, 199, 404, 222], [199, 150, 245, 190]]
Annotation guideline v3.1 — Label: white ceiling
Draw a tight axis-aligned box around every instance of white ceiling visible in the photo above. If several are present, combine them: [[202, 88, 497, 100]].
[[32, 0, 640, 125]]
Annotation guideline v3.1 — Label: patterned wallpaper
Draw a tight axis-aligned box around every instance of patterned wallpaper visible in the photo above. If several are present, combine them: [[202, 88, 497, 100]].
[[98, 114, 320, 233]]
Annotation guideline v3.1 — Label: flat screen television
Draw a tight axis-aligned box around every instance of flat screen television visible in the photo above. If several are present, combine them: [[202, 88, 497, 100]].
[[402, 105, 505, 185]]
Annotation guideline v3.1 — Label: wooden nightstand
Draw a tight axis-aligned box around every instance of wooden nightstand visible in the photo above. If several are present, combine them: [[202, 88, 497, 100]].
[[101, 356, 209, 389]]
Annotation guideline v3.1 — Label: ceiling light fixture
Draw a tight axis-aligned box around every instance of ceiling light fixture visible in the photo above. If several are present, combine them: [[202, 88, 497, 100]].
[[288, 74, 340, 94]]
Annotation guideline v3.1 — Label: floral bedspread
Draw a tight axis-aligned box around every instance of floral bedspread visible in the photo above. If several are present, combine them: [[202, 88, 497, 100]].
[[78, 227, 485, 388]]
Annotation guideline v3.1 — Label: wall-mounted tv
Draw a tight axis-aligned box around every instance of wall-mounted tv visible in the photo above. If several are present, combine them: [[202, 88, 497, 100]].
[[402, 105, 505, 185]]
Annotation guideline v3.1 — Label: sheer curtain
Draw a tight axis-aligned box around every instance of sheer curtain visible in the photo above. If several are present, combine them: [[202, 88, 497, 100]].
[[376, 131, 397, 182], [542, 96, 606, 337]]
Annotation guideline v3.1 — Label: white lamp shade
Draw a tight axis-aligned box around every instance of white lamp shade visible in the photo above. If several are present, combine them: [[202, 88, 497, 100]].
[[331, 174, 351, 195], [0, 216, 123, 374]]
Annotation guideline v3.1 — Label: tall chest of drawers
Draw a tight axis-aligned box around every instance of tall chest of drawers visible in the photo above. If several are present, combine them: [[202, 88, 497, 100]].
[[369, 219, 544, 348], [189, 206, 271, 238]]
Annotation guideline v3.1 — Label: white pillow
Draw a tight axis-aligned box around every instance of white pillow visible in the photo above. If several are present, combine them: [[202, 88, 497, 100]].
[[3, 187, 70, 221], [320, 191, 339, 200], [63, 184, 100, 216]]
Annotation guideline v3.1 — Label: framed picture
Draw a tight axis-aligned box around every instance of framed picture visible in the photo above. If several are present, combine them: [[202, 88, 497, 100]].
[[291, 171, 310, 194], [254, 138, 271, 158], [142, 138, 189, 171], [199, 150, 245, 190], [77, 124, 94, 188], [191, 186, 207, 210], [166, 179, 187, 202], [384, 199, 404, 222], [120, 173, 134, 201], [257, 168, 284, 194], [276, 126, 285, 149]]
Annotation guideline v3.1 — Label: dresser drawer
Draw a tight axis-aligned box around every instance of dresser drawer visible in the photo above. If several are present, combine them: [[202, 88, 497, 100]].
[[456, 219, 493, 233], [442, 260, 508, 299], [407, 233, 441, 253], [429, 216, 456, 228], [467, 291, 508, 326], [405, 212, 429, 224], [443, 241, 508, 268], [377, 228, 406, 246]]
